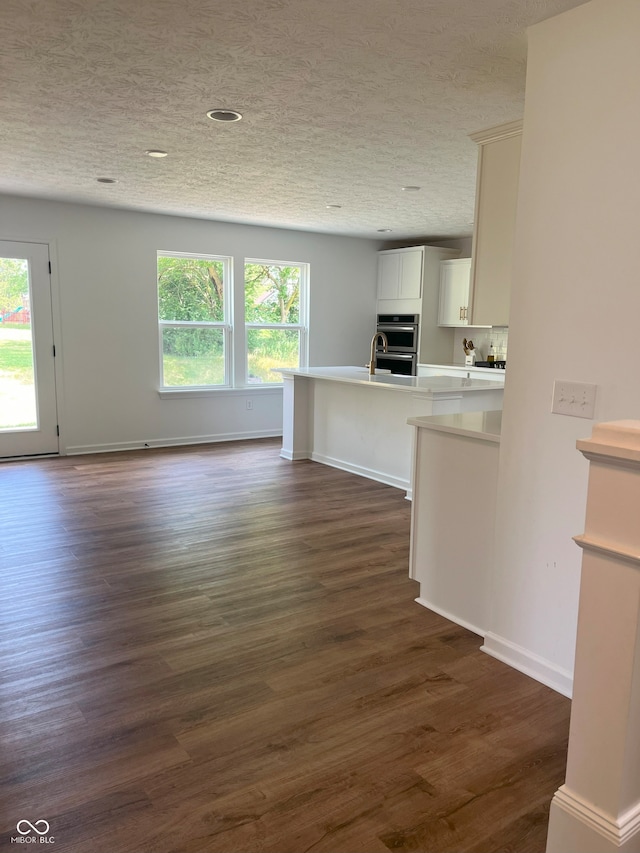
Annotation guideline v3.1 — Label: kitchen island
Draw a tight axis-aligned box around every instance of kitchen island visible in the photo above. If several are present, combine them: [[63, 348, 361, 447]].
[[277, 366, 504, 495]]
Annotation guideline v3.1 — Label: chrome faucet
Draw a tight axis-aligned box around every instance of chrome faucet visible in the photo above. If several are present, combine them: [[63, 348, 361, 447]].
[[369, 331, 388, 374]]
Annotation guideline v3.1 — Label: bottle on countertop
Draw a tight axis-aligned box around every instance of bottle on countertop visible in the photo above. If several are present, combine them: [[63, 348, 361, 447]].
[[487, 343, 495, 363]]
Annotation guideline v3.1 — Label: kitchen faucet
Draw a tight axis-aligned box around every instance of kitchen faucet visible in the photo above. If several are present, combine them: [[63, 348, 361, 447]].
[[369, 331, 388, 375]]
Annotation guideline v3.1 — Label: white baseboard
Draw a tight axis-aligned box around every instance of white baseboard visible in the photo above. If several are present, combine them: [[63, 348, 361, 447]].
[[310, 451, 409, 493], [279, 448, 311, 461], [414, 597, 485, 638], [547, 786, 640, 852], [481, 631, 573, 698], [64, 429, 282, 456]]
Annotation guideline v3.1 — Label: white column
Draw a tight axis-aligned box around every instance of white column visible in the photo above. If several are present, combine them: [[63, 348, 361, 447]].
[[547, 420, 640, 853]]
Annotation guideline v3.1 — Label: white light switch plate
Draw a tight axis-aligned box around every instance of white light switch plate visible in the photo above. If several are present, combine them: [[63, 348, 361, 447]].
[[552, 380, 597, 419]]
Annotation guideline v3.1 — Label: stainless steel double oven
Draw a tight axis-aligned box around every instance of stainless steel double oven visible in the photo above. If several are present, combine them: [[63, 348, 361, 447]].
[[374, 314, 419, 376]]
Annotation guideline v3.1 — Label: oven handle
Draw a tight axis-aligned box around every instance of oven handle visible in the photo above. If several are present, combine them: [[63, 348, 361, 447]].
[[376, 324, 417, 332], [375, 352, 415, 359]]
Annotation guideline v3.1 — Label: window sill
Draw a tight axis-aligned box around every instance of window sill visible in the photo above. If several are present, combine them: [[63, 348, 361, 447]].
[[158, 386, 284, 400]]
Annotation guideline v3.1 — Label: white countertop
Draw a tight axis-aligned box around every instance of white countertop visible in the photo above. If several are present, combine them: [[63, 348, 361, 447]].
[[408, 409, 503, 443], [277, 366, 505, 396], [419, 362, 506, 378]]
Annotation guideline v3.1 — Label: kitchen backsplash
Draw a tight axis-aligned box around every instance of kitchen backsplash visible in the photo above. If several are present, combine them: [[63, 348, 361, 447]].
[[452, 327, 508, 364]]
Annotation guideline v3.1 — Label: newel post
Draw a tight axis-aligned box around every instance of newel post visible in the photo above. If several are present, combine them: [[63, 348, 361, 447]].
[[547, 421, 640, 853]]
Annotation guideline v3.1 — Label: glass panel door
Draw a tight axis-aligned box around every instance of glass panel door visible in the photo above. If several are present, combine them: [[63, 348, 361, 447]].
[[0, 241, 58, 457]]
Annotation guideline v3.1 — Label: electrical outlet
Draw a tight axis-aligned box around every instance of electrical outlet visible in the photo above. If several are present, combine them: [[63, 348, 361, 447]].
[[246, 399, 253, 410], [551, 380, 597, 419]]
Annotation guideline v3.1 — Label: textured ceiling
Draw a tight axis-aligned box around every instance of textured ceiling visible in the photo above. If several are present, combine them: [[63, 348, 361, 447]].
[[1, 0, 587, 240]]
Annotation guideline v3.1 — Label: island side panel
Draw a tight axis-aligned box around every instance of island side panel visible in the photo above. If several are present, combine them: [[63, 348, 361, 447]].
[[410, 426, 499, 635], [280, 374, 314, 460]]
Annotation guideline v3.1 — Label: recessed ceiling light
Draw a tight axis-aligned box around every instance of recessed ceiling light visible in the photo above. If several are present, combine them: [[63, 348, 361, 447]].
[[326, 204, 342, 209], [401, 185, 421, 192], [96, 177, 118, 184], [206, 109, 243, 122], [145, 149, 168, 158], [377, 228, 392, 233]]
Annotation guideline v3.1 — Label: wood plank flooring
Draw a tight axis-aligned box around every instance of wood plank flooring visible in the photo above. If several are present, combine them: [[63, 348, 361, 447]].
[[0, 439, 570, 853]]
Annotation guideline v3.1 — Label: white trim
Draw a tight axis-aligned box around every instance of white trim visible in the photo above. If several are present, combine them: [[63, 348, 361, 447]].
[[157, 249, 231, 262], [573, 533, 640, 566], [411, 392, 462, 402], [414, 597, 485, 637], [279, 448, 310, 461], [552, 786, 640, 847], [481, 631, 573, 697], [310, 451, 410, 494], [47, 239, 65, 453], [578, 447, 640, 470], [1, 452, 59, 463], [65, 429, 282, 456], [158, 386, 283, 399], [159, 320, 229, 328], [245, 323, 306, 331], [469, 119, 523, 144]]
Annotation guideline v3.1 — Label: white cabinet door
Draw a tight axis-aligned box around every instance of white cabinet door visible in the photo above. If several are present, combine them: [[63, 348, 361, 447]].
[[377, 252, 401, 300], [377, 248, 423, 300], [398, 250, 423, 299], [438, 258, 471, 326]]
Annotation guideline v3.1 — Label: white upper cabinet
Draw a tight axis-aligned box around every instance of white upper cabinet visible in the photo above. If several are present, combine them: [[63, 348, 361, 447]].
[[438, 258, 472, 326], [469, 121, 522, 328], [377, 247, 423, 300]]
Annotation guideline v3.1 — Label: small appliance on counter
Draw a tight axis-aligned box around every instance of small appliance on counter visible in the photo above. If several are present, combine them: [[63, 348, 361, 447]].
[[463, 338, 477, 365], [475, 360, 506, 369]]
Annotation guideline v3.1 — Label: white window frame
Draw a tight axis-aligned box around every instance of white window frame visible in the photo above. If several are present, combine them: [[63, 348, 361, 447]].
[[243, 258, 309, 387], [157, 251, 233, 390]]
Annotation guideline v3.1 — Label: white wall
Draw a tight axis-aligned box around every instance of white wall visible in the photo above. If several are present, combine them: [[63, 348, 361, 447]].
[[0, 195, 379, 453], [485, 0, 640, 696]]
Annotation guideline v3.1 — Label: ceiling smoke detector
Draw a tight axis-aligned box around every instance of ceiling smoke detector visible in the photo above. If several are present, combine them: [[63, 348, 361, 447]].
[[206, 109, 243, 122]]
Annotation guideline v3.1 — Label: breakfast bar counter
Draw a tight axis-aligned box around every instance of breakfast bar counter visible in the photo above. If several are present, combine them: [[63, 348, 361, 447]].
[[277, 366, 504, 495]]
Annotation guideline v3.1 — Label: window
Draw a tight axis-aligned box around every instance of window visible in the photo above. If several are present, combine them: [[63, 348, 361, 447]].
[[158, 253, 231, 388], [244, 261, 308, 385], [158, 253, 308, 390]]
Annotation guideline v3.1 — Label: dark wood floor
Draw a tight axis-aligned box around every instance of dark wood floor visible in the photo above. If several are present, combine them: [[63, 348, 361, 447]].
[[0, 439, 570, 853]]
